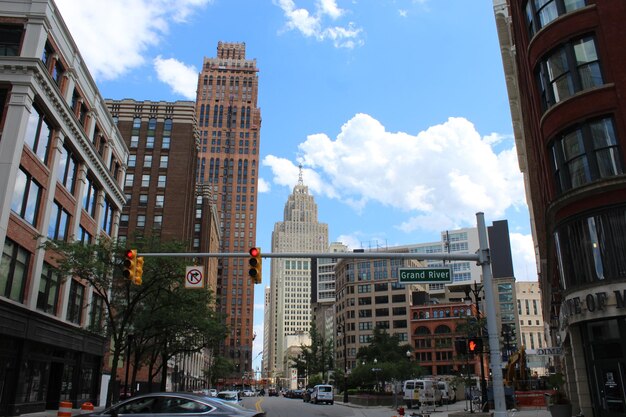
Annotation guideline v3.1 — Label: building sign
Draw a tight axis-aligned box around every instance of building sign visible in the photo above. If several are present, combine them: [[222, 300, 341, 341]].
[[560, 288, 626, 329], [526, 347, 563, 356]]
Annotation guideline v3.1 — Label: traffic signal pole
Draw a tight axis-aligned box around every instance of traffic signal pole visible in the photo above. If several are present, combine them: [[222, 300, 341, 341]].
[[135, 213, 507, 416]]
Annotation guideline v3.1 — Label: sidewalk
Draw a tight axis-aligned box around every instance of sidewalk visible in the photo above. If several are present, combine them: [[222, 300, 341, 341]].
[[338, 398, 552, 417]]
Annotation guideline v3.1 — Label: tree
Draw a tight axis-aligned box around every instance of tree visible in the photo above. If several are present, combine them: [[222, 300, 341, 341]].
[[42, 236, 225, 406]]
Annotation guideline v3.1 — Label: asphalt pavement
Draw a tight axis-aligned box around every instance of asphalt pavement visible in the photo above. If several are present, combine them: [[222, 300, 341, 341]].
[[17, 399, 552, 417]]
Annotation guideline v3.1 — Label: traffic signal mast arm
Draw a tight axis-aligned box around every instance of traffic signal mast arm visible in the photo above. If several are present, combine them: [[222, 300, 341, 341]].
[[133, 251, 480, 262]]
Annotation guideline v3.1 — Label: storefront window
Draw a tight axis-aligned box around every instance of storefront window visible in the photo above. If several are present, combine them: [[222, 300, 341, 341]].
[[555, 205, 626, 289]]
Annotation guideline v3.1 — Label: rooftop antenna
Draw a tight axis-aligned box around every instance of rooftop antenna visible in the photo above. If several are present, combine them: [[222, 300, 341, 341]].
[[298, 163, 304, 186]]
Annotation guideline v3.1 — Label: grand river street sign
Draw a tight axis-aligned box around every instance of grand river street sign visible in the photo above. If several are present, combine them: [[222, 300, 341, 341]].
[[399, 267, 452, 284]]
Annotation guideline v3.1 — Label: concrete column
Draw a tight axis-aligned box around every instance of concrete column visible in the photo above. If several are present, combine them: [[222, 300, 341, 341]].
[[0, 85, 35, 263]]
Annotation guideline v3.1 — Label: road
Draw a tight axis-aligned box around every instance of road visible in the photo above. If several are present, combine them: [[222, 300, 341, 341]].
[[240, 396, 396, 417]]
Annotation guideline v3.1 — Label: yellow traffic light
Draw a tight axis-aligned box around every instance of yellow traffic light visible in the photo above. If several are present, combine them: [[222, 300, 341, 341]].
[[123, 249, 137, 281], [134, 256, 144, 285], [248, 247, 262, 284]]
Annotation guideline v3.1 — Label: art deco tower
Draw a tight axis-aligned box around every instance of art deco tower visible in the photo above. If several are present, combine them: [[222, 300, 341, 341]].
[[265, 168, 329, 377], [195, 42, 261, 375]]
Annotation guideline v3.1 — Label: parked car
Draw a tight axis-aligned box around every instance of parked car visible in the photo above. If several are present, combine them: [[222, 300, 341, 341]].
[[303, 388, 314, 402], [217, 390, 241, 404], [311, 384, 334, 405], [82, 392, 264, 416], [242, 390, 255, 397], [268, 387, 278, 397]]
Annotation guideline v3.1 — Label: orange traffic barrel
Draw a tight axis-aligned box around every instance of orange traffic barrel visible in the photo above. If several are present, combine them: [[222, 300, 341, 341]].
[[58, 401, 72, 417], [80, 402, 94, 414]]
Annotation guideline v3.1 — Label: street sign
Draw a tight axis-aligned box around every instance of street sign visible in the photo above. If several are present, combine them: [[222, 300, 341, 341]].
[[185, 266, 204, 289], [398, 267, 452, 284], [527, 347, 563, 356]]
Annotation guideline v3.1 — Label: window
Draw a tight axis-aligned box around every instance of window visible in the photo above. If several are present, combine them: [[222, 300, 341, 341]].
[[24, 105, 52, 163], [525, 0, 587, 38], [551, 117, 622, 193], [120, 214, 129, 225], [153, 215, 162, 228], [128, 154, 136, 167], [141, 175, 150, 187], [146, 137, 154, 149], [0, 25, 24, 56], [82, 176, 98, 217], [144, 154, 152, 168], [155, 195, 164, 207], [37, 263, 61, 314], [66, 279, 85, 325], [130, 135, 139, 148], [57, 144, 78, 193], [101, 198, 114, 235], [0, 239, 29, 302], [89, 293, 105, 333], [78, 226, 92, 244], [11, 167, 41, 226], [139, 194, 148, 206], [162, 137, 170, 149], [536, 35, 603, 110], [124, 173, 134, 187], [160, 155, 168, 168], [137, 215, 146, 228], [47, 201, 70, 240], [158, 175, 166, 188]]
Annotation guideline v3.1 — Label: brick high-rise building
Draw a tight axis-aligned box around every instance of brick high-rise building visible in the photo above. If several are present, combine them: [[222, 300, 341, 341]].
[[495, 1, 626, 415], [107, 99, 221, 392], [195, 42, 261, 376]]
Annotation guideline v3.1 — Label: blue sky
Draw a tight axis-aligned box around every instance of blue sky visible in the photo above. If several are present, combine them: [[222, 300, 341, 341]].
[[55, 0, 537, 372]]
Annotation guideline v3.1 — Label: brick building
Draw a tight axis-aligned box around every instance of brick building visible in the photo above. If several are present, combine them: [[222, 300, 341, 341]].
[[194, 42, 262, 379], [495, 1, 626, 415], [0, 0, 127, 413]]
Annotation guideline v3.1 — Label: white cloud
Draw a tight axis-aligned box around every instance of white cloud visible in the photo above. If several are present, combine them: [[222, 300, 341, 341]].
[[264, 114, 527, 233], [153, 56, 198, 99], [274, 0, 363, 48], [55, 0, 210, 81], [258, 178, 271, 193], [510, 232, 538, 281]]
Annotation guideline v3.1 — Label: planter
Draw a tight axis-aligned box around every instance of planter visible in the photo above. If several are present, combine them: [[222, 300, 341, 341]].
[[549, 403, 572, 417]]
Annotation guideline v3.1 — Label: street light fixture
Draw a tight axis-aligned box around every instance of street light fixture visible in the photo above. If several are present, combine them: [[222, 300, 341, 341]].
[[336, 323, 349, 403], [465, 283, 488, 412]]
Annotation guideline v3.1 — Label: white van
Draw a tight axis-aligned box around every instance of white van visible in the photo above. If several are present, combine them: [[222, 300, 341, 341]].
[[403, 379, 442, 408], [311, 384, 334, 405], [437, 381, 456, 404]]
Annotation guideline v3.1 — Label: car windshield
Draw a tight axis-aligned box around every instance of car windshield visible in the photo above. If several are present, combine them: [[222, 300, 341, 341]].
[[319, 386, 332, 392]]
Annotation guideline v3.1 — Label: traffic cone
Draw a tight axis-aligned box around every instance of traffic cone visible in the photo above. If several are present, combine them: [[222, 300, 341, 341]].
[[80, 402, 94, 414], [58, 401, 72, 417]]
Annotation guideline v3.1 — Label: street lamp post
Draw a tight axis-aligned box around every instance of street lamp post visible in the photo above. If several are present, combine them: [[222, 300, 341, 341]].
[[465, 283, 488, 412], [372, 358, 381, 393], [337, 323, 349, 403]]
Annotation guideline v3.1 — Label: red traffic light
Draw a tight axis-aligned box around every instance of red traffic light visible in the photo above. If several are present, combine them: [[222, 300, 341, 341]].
[[249, 247, 260, 257], [125, 249, 135, 259]]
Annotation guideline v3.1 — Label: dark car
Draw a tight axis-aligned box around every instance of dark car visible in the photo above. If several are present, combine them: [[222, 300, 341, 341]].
[[302, 388, 314, 403], [267, 387, 278, 397], [84, 392, 264, 417]]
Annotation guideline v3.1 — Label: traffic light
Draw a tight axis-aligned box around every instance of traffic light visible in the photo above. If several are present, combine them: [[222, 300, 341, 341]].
[[248, 247, 262, 284], [122, 249, 144, 285], [468, 337, 483, 355], [134, 256, 144, 285]]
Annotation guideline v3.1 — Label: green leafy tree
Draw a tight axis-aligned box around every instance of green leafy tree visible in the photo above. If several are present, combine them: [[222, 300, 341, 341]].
[[41, 236, 225, 405]]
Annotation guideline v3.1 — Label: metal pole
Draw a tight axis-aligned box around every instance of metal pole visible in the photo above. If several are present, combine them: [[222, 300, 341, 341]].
[[343, 328, 349, 403], [124, 334, 133, 399], [476, 212, 506, 417], [473, 283, 489, 411]]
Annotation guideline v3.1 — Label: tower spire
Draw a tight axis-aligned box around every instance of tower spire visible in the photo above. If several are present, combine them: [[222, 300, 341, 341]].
[[298, 164, 304, 186]]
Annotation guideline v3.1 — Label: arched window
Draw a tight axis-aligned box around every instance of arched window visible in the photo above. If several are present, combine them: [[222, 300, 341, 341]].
[[434, 325, 451, 334], [415, 326, 430, 336]]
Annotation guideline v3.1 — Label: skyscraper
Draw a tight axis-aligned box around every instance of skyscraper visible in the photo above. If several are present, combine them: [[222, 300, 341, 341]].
[[195, 42, 261, 375], [265, 168, 329, 377]]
